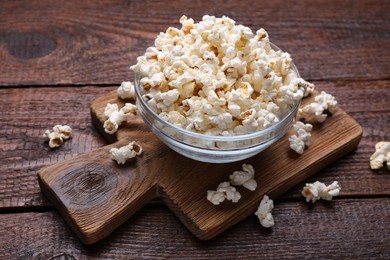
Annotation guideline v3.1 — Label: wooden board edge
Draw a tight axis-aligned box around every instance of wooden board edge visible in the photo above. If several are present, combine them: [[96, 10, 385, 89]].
[[90, 106, 118, 144], [90, 90, 121, 144], [37, 172, 92, 243]]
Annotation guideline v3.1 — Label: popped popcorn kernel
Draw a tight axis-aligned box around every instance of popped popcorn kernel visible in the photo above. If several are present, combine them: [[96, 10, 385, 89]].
[[254, 195, 274, 228], [289, 135, 305, 154], [300, 79, 315, 97], [43, 125, 72, 148], [207, 182, 241, 205], [315, 91, 338, 114], [206, 164, 258, 205], [229, 163, 257, 191], [103, 103, 137, 134], [299, 91, 337, 123], [289, 121, 313, 154], [117, 81, 136, 100], [370, 141, 390, 170], [302, 181, 341, 203], [110, 141, 143, 165]]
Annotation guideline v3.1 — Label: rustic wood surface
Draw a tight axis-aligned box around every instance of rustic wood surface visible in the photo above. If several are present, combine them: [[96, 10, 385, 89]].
[[1, 199, 389, 259], [1, 0, 389, 258]]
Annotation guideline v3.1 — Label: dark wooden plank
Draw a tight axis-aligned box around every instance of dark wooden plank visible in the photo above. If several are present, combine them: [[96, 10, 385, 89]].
[[0, 0, 389, 86], [0, 198, 389, 258], [0, 81, 389, 210], [0, 86, 113, 209]]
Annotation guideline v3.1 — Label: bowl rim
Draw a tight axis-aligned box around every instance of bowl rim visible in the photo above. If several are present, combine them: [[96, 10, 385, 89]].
[[134, 42, 302, 143]]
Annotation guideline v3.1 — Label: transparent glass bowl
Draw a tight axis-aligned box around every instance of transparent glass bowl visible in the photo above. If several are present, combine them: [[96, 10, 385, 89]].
[[134, 44, 302, 163]]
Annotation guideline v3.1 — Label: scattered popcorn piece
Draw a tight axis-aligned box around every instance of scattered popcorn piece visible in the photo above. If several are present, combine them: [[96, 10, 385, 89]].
[[131, 15, 313, 137], [302, 181, 341, 203], [52, 125, 72, 140], [370, 141, 390, 170], [302, 181, 324, 203], [299, 102, 327, 123], [321, 181, 341, 201], [110, 141, 143, 165], [104, 103, 119, 117], [117, 81, 136, 100], [43, 125, 72, 148], [293, 121, 313, 143], [103, 103, 137, 134], [289, 121, 313, 154], [229, 163, 257, 191], [289, 135, 305, 154], [206, 189, 225, 206], [315, 91, 338, 114], [207, 182, 241, 205], [300, 79, 315, 97], [254, 195, 274, 228], [299, 91, 337, 123], [121, 103, 138, 116]]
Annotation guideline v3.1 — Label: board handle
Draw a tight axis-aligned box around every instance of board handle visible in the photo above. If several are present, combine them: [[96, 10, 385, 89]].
[[37, 140, 159, 244]]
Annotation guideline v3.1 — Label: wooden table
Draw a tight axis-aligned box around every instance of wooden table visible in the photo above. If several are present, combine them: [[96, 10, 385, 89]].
[[1, 0, 389, 258]]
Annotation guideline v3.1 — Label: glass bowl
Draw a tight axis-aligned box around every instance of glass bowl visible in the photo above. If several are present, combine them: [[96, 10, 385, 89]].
[[134, 44, 302, 163]]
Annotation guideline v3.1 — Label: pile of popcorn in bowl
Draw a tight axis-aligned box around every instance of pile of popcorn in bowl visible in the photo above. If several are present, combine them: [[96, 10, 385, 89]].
[[128, 15, 313, 163]]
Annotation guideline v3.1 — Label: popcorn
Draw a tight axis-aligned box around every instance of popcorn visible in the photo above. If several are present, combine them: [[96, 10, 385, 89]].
[[103, 103, 137, 134], [207, 164, 257, 205], [159, 111, 186, 127], [300, 79, 315, 97], [117, 81, 136, 100], [180, 15, 194, 34], [254, 195, 274, 228], [229, 163, 257, 191], [289, 135, 305, 154], [43, 125, 72, 148], [315, 91, 337, 114], [370, 141, 390, 170], [208, 112, 233, 130], [299, 102, 327, 123], [289, 121, 313, 154], [299, 91, 337, 123], [302, 181, 341, 203], [131, 15, 313, 136], [279, 78, 305, 104], [104, 103, 119, 116], [207, 182, 241, 205], [110, 141, 143, 165], [160, 89, 180, 107], [321, 181, 341, 201]]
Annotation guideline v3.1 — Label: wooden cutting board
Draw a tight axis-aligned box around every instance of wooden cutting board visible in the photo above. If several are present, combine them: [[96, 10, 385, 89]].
[[38, 90, 362, 244]]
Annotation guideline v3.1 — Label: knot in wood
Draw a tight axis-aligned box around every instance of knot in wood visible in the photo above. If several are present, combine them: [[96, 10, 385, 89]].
[[54, 163, 117, 210], [3, 30, 57, 59], [48, 253, 77, 260]]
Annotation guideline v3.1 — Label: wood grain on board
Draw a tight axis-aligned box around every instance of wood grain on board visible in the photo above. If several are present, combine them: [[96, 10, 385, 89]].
[[38, 90, 362, 244]]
